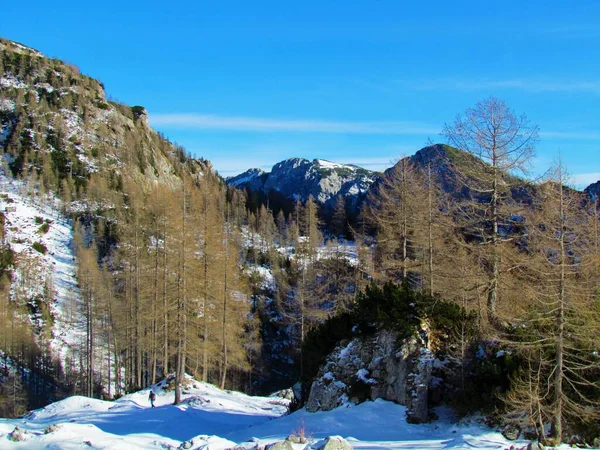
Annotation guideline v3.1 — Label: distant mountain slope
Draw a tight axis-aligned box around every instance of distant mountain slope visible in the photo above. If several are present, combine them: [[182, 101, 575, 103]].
[[0, 38, 212, 196], [397, 143, 598, 206], [396, 143, 524, 199], [227, 158, 379, 208]]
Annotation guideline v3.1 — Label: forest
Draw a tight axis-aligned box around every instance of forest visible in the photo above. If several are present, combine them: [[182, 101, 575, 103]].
[[0, 37, 599, 446]]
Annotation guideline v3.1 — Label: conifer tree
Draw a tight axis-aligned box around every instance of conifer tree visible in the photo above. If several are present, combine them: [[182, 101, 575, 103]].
[[331, 195, 348, 240], [443, 97, 538, 325], [505, 162, 600, 443], [365, 158, 428, 284]]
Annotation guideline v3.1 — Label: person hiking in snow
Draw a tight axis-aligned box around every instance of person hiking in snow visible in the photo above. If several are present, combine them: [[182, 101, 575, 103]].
[[149, 390, 156, 408]]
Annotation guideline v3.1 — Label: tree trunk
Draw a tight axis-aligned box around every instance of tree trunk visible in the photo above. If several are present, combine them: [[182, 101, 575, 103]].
[[202, 208, 209, 382], [163, 220, 169, 377], [134, 210, 142, 389], [427, 164, 434, 295], [220, 232, 229, 390], [488, 159, 499, 325], [551, 182, 566, 444]]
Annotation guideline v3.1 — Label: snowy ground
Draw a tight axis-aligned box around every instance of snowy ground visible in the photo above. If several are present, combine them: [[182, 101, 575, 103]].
[[0, 375, 566, 450]]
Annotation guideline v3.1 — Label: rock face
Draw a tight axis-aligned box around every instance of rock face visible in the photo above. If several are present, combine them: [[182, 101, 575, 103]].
[[305, 330, 434, 423], [226, 158, 378, 209], [585, 180, 600, 202]]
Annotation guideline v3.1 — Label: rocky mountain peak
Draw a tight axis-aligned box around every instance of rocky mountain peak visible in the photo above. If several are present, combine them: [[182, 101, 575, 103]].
[[271, 157, 311, 173], [227, 157, 379, 208]]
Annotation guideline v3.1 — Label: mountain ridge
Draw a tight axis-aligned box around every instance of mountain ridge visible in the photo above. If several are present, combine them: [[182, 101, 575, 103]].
[[229, 144, 600, 215], [226, 157, 379, 209]]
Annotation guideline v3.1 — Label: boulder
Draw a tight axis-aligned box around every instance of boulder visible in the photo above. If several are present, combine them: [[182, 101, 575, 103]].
[[265, 440, 293, 450], [313, 436, 354, 450], [8, 426, 27, 442], [178, 440, 193, 449], [501, 424, 521, 440], [305, 374, 348, 412]]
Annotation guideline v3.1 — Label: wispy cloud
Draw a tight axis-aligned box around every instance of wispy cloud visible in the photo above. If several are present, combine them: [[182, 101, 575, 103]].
[[571, 172, 600, 188], [337, 156, 399, 166], [150, 113, 438, 135], [396, 78, 600, 95]]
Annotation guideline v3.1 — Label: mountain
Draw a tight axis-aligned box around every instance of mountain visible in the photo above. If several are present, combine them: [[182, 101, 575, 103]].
[[585, 180, 600, 202], [0, 38, 227, 410], [0, 38, 212, 194], [385, 143, 528, 201], [227, 167, 266, 190], [395, 144, 600, 202], [227, 157, 379, 209]]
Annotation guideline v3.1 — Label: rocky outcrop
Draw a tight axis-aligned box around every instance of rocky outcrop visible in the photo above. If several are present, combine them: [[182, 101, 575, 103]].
[[265, 440, 294, 450], [313, 436, 354, 450], [305, 330, 434, 423]]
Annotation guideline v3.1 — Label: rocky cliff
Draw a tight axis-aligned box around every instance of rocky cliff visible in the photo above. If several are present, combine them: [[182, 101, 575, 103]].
[[306, 331, 434, 423]]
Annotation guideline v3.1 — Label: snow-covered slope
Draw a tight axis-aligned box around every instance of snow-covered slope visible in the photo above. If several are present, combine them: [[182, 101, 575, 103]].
[[0, 375, 562, 449], [227, 168, 266, 188], [0, 168, 90, 376]]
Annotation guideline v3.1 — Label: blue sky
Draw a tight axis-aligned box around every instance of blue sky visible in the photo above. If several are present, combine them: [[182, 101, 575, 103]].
[[2, 1, 600, 186]]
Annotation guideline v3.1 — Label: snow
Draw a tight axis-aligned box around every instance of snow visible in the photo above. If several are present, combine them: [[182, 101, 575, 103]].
[[0, 99, 16, 112], [34, 82, 54, 93], [0, 378, 570, 449], [59, 108, 84, 140], [229, 174, 256, 187], [315, 159, 356, 172], [356, 369, 377, 385], [246, 265, 276, 291], [0, 177, 570, 449], [2, 41, 44, 58], [338, 341, 355, 359], [227, 169, 263, 187], [347, 184, 360, 195], [0, 76, 28, 90], [0, 168, 90, 378]]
